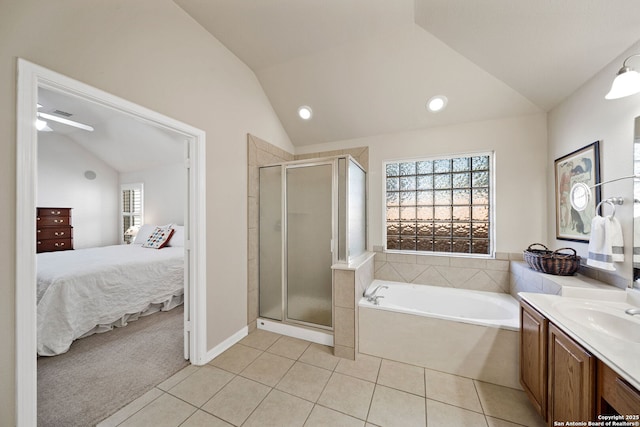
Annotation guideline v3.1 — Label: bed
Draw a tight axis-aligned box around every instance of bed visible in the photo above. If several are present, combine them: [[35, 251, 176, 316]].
[[37, 225, 184, 356]]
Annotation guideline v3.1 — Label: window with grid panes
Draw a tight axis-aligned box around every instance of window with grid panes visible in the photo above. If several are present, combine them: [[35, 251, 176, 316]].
[[121, 183, 143, 243], [385, 154, 492, 255]]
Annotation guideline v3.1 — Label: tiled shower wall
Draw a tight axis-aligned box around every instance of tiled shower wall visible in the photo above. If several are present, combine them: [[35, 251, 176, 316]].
[[246, 134, 369, 331]]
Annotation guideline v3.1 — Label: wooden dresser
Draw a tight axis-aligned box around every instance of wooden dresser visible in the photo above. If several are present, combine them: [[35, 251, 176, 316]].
[[37, 207, 73, 253]]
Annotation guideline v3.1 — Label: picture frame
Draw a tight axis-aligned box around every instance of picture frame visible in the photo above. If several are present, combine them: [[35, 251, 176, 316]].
[[554, 141, 601, 242]]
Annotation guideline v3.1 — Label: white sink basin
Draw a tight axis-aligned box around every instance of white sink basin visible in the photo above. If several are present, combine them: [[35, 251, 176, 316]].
[[552, 300, 640, 344]]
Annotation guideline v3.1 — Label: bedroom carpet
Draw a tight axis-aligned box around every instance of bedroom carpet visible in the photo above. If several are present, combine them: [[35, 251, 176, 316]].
[[37, 305, 189, 427]]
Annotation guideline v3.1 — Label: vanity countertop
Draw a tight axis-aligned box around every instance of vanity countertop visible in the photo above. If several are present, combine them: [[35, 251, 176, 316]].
[[520, 287, 640, 390]]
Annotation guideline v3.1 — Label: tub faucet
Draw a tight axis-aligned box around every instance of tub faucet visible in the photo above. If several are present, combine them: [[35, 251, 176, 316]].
[[625, 308, 640, 316], [364, 285, 388, 304]]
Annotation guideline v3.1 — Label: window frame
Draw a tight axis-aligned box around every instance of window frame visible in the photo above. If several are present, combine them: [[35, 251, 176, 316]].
[[382, 152, 495, 258], [120, 182, 144, 244]]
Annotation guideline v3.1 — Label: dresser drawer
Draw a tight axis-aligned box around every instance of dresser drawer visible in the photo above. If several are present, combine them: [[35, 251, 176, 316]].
[[37, 207, 72, 217], [37, 227, 73, 240], [37, 216, 71, 227], [37, 238, 73, 252]]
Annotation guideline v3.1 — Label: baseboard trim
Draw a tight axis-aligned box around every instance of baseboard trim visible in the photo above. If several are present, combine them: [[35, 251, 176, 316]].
[[203, 326, 248, 364]]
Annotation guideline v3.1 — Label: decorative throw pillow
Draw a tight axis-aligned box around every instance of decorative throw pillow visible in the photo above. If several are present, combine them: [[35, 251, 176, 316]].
[[141, 225, 175, 249]]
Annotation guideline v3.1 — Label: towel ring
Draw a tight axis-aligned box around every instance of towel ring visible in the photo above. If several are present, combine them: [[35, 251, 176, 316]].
[[596, 198, 623, 217], [596, 200, 615, 217]]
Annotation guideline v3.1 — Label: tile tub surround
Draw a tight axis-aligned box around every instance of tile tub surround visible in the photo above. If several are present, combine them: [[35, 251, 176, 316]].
[[333, 252, 375, 360], [246, 133, 369, 331], [373, 250, 511, 294], [509, 260, 627, 300], [99, 329, 545, 427], [358, 305, 521, 390]]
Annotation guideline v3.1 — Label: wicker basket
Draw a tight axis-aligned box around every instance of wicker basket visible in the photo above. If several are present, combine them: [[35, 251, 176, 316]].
[[523, 243, 580, 276]]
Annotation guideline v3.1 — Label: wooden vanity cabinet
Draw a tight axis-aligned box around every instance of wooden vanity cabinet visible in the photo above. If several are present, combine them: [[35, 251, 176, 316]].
[[547, 323, 595, 423], [520, 301, 548, 420], [597, 360, 640, 415], [520, 301, 597, 426]]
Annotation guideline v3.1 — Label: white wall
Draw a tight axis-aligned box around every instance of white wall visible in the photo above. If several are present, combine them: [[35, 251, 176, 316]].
[[38, 133, 120, 248], [0, 1, 293, 422], [120, 163, 186, 227], [297, 113, 548, 254], [548, 40, 640, 284]]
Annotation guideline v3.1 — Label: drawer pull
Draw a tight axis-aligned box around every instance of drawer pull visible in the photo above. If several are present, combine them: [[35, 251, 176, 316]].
[[54, 242, 65, 247], [51, 210, 61, 215], [37, 241, 41, 245], [54, 232, 64, 236], [53, 219, 64, 224]]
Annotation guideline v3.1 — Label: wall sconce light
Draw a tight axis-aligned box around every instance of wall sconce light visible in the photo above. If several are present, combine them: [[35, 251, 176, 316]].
[[605, 54, 640, 100]]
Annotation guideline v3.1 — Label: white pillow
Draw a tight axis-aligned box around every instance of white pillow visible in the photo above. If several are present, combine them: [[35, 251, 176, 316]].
[[132, 224, 156, 245], [167, 225, 184, 247]]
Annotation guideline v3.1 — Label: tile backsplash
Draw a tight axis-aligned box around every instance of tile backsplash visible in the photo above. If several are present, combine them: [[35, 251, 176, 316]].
[[373, 250, 511, 293]]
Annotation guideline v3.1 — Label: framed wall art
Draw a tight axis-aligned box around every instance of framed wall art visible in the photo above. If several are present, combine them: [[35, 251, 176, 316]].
[[554, 141, 601, 242]]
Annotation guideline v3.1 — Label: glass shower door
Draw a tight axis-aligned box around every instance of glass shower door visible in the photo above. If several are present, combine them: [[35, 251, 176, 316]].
[[259, 166, 283, 321], [286, 163, 333, 328]]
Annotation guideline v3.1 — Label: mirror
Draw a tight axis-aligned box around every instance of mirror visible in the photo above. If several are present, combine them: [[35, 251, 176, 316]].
[[634, 116, 640, 283], [570, 182, 591, 212]]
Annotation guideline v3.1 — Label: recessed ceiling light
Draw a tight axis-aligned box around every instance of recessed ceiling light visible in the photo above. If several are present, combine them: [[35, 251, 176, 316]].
[[298, 106, 312, 120], [426, 95, 448, 113]]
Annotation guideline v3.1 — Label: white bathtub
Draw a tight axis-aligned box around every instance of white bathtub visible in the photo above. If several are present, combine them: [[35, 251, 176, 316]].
[[358, 280, 521, 389], [359, 280, 519, 330]]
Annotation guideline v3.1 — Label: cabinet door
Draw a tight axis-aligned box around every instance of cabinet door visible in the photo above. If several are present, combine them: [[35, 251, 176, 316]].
[[548, 323, 595, 424], [520, 301, 548, 419]]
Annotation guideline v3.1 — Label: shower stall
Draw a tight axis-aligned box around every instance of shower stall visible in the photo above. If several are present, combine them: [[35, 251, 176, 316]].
[[259, 155, 366, 331]]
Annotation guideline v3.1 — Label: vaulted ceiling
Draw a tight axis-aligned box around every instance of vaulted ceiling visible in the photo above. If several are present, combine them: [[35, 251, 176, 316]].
[[38, 88, 184, 173], [175, 0, 640, 146]]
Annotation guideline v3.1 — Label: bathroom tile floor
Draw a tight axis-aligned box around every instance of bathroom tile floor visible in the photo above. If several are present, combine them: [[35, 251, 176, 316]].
[[98, 329, 545, 427]]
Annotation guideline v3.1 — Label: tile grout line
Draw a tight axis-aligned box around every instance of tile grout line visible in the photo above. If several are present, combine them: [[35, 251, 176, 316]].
[[108, 386, 166, 427], [108, 362, 205, 427], [424, 368, 429, 426], [363, 358, 383, 424], [238, 386, 276, 427]]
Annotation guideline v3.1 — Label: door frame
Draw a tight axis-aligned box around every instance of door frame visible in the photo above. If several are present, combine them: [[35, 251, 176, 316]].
[[15, 58, 208, 425]]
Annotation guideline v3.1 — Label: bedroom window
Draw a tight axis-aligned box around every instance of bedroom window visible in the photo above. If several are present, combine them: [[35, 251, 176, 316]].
[[121, 183, 143, 244], [384, 153, 493, 256]]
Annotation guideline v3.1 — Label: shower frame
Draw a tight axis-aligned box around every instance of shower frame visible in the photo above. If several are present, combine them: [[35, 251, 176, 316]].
[[258, 155, 366, 332]]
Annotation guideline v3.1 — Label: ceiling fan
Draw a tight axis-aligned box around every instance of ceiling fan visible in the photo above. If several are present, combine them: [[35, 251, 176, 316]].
[[36, 104, 94, 132]]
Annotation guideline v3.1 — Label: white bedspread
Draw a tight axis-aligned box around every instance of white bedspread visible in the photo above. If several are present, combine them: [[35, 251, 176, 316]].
[[37, 244, 184, 356]]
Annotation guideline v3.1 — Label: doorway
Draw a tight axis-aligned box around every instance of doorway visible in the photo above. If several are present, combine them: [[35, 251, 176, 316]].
[[16, 59, 207, 425]]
